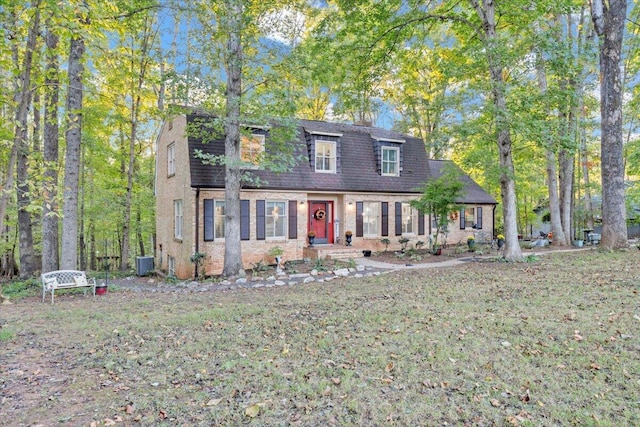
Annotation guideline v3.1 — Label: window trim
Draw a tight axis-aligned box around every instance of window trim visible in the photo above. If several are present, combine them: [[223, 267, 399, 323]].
[[362, 201, 380, 237], [214, 200, 226, 240], [167, 142, 176, 177], [168, 256, 175, 277], [174, 199, 183, 240], [401, 202, 418, 235], [240, 133, 265, 167], [314, 140, 337, 174], [265, 200, 287, 239], [381, 146, 400, 176], [463, 207, 476, 229]]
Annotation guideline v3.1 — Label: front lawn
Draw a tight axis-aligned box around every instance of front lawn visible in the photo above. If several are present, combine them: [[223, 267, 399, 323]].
[[1, 250, 639, 426]]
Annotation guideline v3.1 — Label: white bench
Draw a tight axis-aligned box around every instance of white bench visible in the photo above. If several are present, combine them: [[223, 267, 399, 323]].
[[41, 270, 96, 304]]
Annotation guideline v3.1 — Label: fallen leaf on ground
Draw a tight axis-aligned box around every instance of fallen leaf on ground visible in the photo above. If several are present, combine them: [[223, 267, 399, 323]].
[[245, 404, 260, 418]]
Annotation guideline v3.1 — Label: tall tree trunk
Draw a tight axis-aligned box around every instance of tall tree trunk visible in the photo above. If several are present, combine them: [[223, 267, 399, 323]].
[[121, 110, 138, 271], [558, 146, 575, 245], [0, 5, 40, 248], [42, 19, 60, 273], [61, 29, 86, 269], [222, 0, 246, 278], [137, 206, 145, 256], [470, 0, 523, 261], [17, 7, 41, 279], [534, 36, 566, 245], [591, 0, 628, 249], [580, 119, 594, 230], [17, 93, 36, 279], [121, 16, 155, 271]]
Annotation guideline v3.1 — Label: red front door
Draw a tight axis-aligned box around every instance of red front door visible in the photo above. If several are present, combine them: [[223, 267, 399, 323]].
[[309, 201, 333, 244]]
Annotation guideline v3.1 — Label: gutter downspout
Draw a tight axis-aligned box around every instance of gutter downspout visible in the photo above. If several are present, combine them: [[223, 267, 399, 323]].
[[493, 204, 496, 238], [195, 188, 200, 279]]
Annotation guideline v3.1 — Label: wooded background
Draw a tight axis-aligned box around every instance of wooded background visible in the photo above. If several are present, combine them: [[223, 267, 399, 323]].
[[1, 0, 637, 278]]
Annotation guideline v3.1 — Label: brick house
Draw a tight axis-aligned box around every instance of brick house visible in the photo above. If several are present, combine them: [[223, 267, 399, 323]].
[[155, 112, 497, 279]]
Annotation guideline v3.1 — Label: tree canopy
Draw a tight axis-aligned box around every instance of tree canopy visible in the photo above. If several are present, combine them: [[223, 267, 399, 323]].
[[0, 0, 637, 276]]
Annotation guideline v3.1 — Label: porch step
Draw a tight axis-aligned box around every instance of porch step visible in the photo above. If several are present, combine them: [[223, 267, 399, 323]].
[[303, 246, 364, 261]]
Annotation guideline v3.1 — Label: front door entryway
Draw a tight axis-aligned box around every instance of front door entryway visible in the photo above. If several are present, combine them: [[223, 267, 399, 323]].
[[309, 201, 334, 244]]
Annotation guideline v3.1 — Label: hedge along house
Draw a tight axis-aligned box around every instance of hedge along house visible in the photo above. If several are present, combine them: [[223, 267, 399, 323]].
[[155, 111, 497, 279]]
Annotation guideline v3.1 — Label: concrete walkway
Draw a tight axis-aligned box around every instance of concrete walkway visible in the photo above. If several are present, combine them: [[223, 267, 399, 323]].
[[355, 256, 474, 270]]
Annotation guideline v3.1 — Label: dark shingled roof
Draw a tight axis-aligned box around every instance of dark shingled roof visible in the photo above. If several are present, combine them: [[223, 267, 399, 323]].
[[427, 160, 497, 204], [186, 114, 496, 204]]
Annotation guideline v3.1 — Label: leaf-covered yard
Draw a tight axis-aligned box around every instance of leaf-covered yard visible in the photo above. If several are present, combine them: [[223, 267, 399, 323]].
[[1, 250, 639, 426]]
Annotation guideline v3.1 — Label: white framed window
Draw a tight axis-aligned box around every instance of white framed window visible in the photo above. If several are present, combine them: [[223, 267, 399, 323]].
[[174, 199, 183, 239], [266, 201, 287, 238], [381, 146, 399, 176], [168, 256, 175, 277], [241, 133, 265, 165], [168, 142, 176, 176], [402, 202, 417, 234], [464, 207, 475, 228], [214, 200, 225, 239], [363, 202, 380, 236], [315, 140, 336, 173]]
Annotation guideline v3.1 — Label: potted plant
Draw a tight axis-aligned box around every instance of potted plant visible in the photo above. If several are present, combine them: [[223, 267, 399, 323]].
[[190, 251, 206, 279], [496, 234, 505, 249], [307, 230, 316, 247], [467, 235, 476, 251], [268, 246, 284, 266], [95, 283, 108, 295], [345, 230, 353, 246], [398, 237, 410, 252]]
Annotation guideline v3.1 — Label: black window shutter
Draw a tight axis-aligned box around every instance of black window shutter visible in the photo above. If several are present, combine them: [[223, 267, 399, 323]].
[[204, 199, 214, 241], [460, 208, 465, 229], [256, 200, 265, 240], [356, 202, 363, 237], [240, 200, 250, 240], [418, 212, 424, 235], [288, 200, 297, 239], [477, 207, 483, 229], [395, 202, 402, 236], [381, 202, 388, 236]]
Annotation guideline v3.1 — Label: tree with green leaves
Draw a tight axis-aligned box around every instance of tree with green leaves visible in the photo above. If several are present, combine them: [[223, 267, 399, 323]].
[[410, 164, 465, 253], [183, 1, 304, 278]]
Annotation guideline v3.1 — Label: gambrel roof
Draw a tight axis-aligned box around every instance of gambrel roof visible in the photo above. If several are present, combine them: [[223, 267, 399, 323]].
[[185, 113, 496, 204]]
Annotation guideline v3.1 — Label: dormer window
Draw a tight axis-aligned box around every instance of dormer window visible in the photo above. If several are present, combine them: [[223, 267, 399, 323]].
[[241, 133, 265, 166], [381, 146, 399, 176], [315, 140, 336, 173]]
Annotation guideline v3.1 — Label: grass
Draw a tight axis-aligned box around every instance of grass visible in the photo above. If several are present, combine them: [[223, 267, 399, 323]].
[[1, 250, 639, 426]]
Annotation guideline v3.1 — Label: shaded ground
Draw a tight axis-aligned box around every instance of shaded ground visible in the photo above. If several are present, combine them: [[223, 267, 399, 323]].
[[363, 240, 578, 265], [1, 249, 638, 426]]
